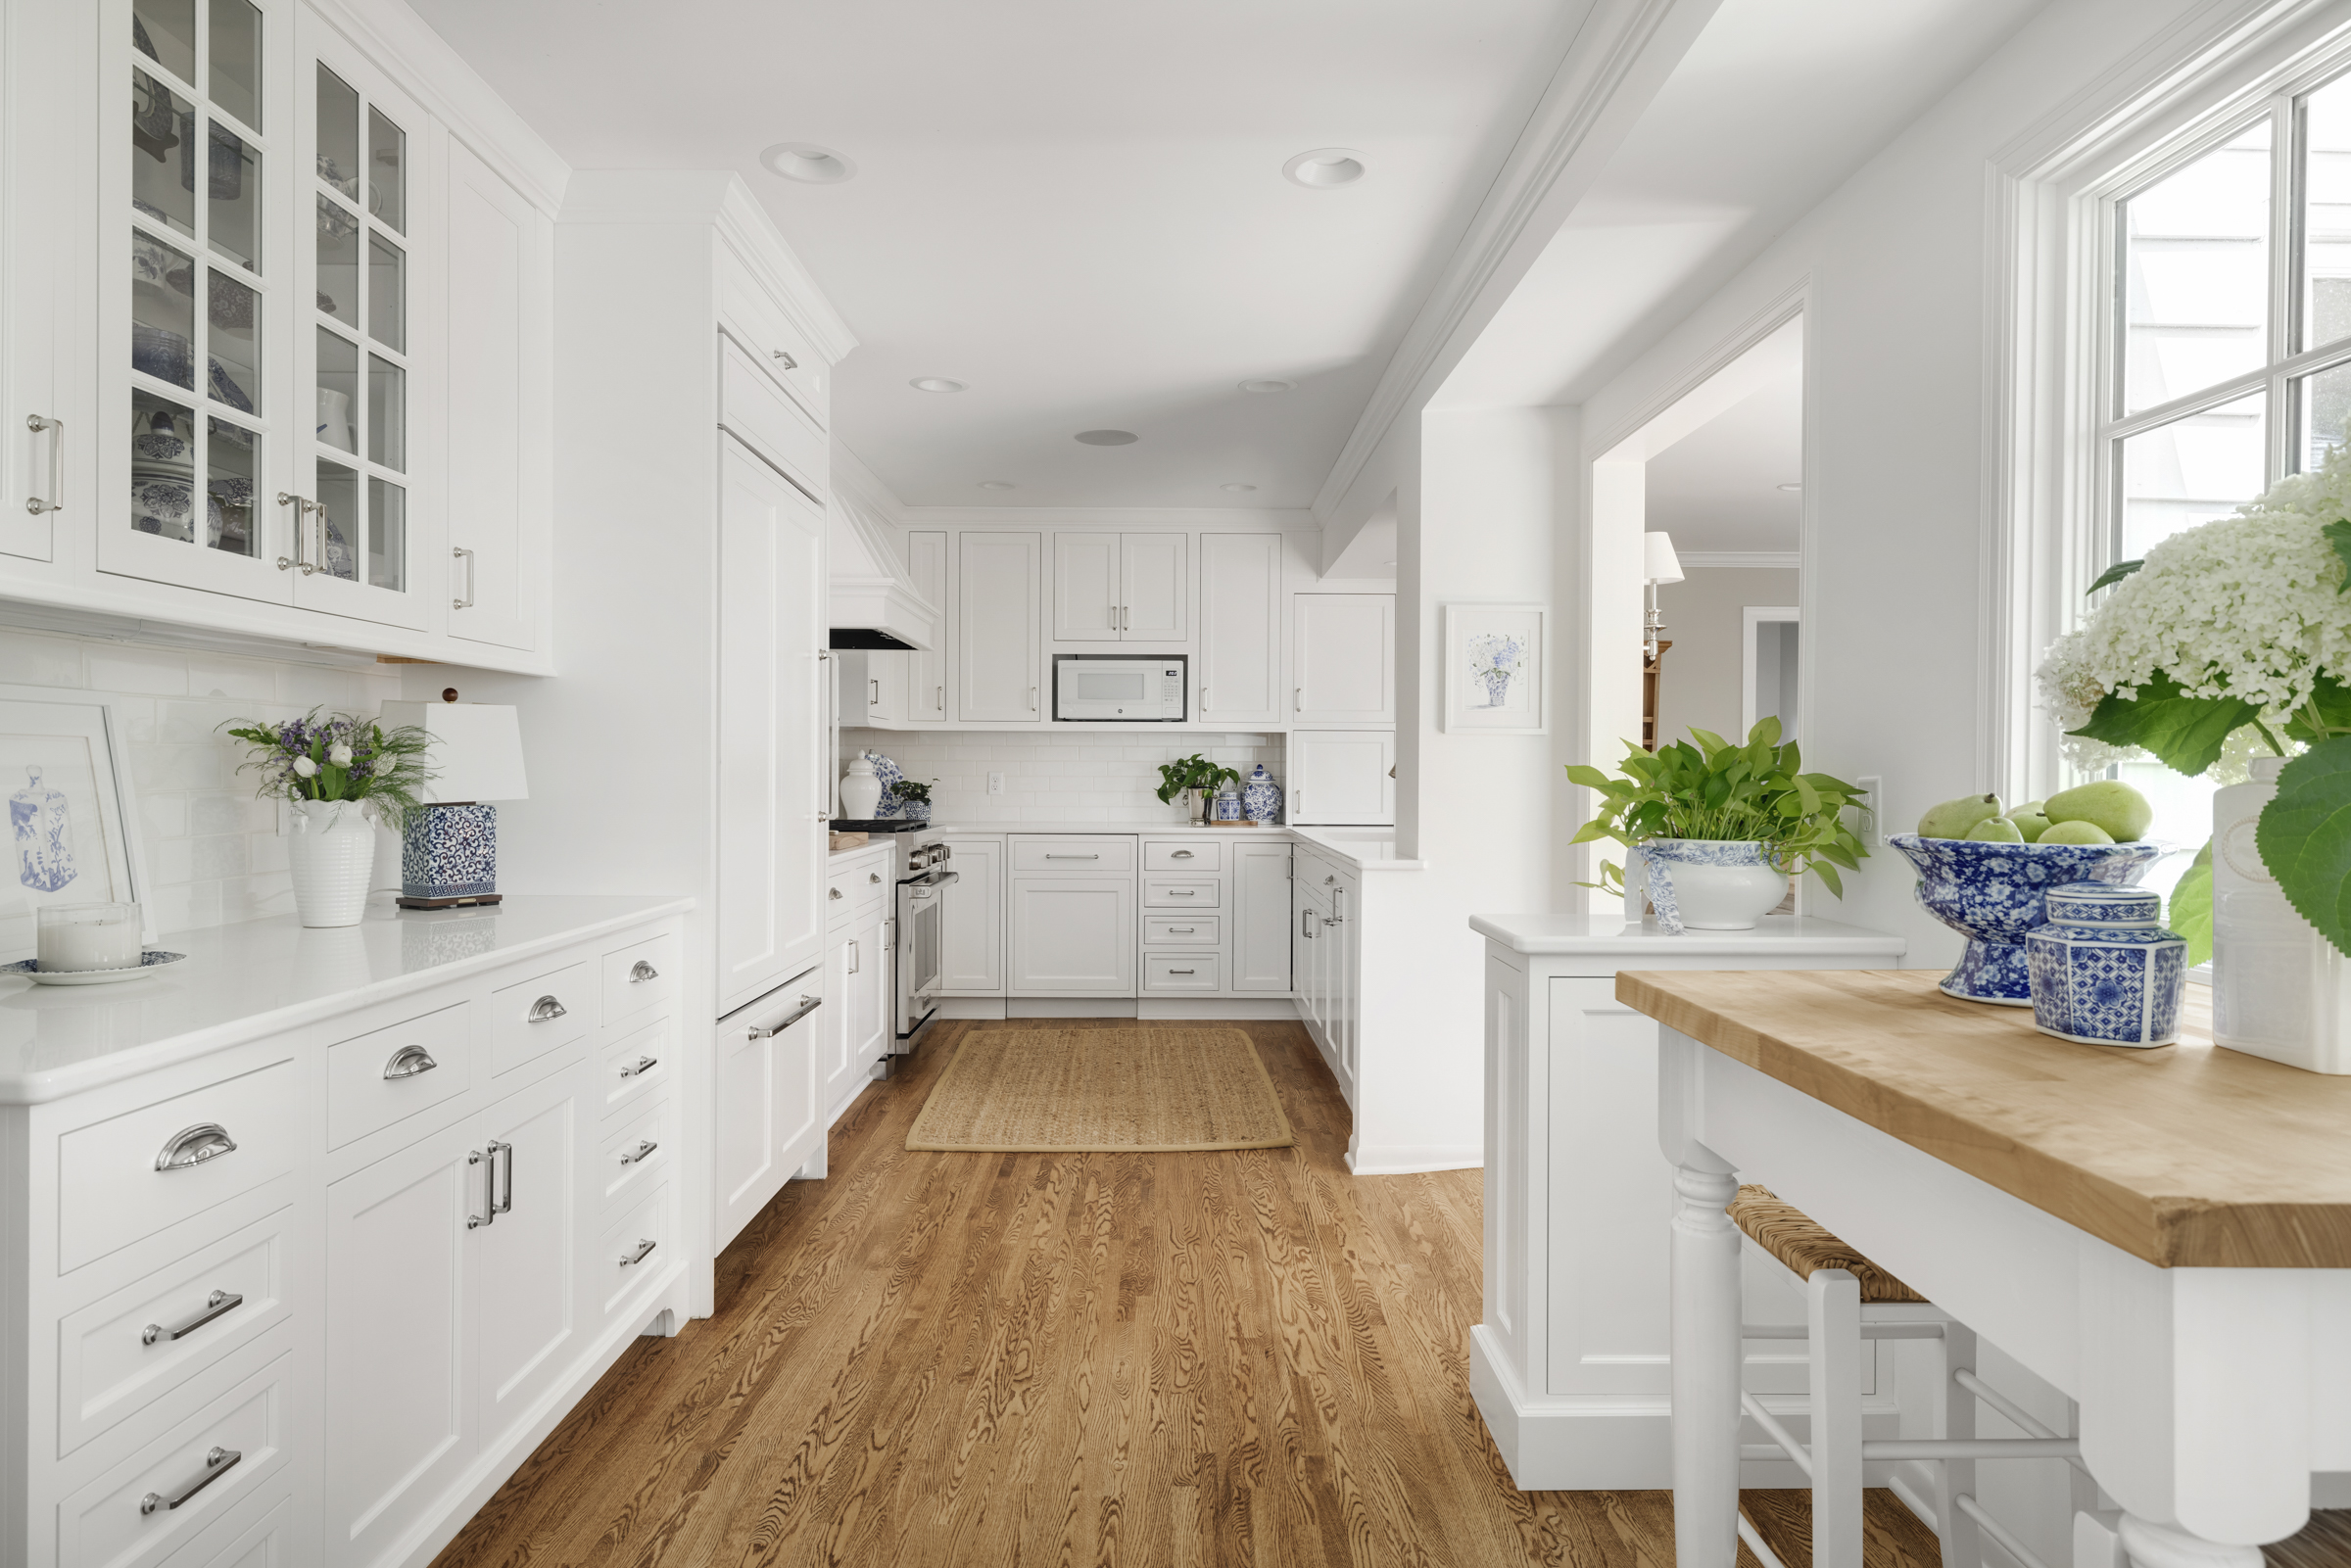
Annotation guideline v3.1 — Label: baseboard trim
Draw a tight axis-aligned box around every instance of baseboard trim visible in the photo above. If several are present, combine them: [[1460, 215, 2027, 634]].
[[1345, 1144, 1483, 1175], [935, 997, 1007, 1019], [1007, 998, 1138, 1018], [1136, 998, 1302, 1020]]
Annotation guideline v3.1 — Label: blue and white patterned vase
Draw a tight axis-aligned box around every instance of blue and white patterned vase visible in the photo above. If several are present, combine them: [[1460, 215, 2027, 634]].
[[1640, 839, 1787, 934], [2026, 881, 2187, 1048], [866, 751, 905, 817], [1241, 765, 1282, 824], [1211, 788, 1245, 823]]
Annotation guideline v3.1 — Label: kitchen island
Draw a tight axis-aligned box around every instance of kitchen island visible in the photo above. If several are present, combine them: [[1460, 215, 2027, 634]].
[[1622, 967, 2351, 1568]]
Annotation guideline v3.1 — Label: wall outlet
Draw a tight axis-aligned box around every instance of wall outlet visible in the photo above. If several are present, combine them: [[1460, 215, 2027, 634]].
[[987, 772, 1005, 796], [1853, 775, 1883, 846]]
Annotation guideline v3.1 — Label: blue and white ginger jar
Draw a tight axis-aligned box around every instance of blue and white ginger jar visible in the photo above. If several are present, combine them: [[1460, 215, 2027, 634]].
[[1241, 765, 1282, 824], [866, 751, 906, 816], [2025, 881, 2187, 1048]]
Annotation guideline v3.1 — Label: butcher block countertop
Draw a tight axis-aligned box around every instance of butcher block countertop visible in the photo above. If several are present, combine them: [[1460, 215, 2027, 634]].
[[1616, 967, 2351, 1270]]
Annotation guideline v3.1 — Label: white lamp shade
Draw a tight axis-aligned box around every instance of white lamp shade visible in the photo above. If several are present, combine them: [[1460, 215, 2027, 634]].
[[1644, 531, 1685, 585], [379, 701, 529, 802]]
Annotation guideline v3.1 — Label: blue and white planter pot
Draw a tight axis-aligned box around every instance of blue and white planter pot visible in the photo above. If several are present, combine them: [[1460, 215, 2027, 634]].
[[1888, 833, 2160, 1006], [1641, 839, 1787, 934], [2025, 882, 2186, 1047], [1242, 765, 1282, 824]]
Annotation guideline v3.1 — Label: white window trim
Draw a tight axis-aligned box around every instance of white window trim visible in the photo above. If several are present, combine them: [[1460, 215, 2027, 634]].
[[1990, 0, 2351, 805]]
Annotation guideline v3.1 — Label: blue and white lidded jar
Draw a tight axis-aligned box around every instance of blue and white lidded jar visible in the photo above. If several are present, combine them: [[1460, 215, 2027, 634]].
[[1211, 787, 1245, 823], [2025, 881, 2187, 1048], [1241, 765, 1282, 824]]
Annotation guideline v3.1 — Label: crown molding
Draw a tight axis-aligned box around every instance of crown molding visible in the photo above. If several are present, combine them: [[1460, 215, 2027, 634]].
[[1674, 551, 1799, 570], [1310, 0, 1717, 520]]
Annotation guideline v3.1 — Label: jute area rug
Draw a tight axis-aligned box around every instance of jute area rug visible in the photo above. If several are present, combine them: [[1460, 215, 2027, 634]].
[[905, 1026, 1295, 1153]]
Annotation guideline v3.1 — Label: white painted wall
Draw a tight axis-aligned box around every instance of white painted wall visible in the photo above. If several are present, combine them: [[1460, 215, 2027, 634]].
[[1654, 567, 1799, 749]]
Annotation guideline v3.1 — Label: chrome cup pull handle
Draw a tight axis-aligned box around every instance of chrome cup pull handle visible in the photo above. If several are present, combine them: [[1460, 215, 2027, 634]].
[[141, 1447, 241, 1514], [629, 959, 659, 982], [24, 414, 62, 514], [620, 1237, 658, 1266], [1172, 850, 1194, 859], [383, 1044, 438, 1080], [528, 995, 567, 1022], [619, 1054, 659, 1078], [156, 1123, 237, 1172], [142, 1289, 245, 1347], [620, 1138, 658, 1165]]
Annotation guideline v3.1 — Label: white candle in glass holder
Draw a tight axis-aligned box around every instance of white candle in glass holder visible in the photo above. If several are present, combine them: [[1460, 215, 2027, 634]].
[[37, 903, 141, 972]]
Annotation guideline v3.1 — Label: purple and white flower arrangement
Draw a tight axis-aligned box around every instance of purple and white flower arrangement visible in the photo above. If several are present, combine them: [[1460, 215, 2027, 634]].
[[219, 709, 435, 827]]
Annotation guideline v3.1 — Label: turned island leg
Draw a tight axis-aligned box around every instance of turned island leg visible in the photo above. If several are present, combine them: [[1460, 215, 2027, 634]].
[[1671, 1158, 1744, 1568]]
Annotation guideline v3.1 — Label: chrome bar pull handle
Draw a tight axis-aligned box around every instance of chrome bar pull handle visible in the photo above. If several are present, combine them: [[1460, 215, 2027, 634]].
[[747, 994, 821, 1039], [24, 414, 62, 514], [142, 1289, 245, 1346], [141, 1447, 241, 1514], [846, 939, 858, 975], [383, 1044, 438, 1080], [467, 1148, 493, 1229], [452, 546, 475, 610], [156, 1123, 237, 1171], [528, 994, 567, 1022], [620, 1237, 658, 1266], [620, 1138, 659, 1165], [629, 959, 659, 983], [490, 1139, 513, 1215], [275, 494, 314, 573], [772, 348, 797, 369], [619, 1054, 659, 1078]]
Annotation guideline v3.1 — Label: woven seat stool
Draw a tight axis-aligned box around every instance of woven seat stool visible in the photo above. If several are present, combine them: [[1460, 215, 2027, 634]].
[[1726, 1186, 2084, 1568]]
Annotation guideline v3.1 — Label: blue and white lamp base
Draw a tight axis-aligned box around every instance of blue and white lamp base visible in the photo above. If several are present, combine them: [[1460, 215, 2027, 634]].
[[398, 802, 502, 909]]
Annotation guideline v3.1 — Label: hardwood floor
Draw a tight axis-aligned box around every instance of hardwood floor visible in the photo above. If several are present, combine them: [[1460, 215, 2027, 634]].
[[425, 1017, 2305, 1567]]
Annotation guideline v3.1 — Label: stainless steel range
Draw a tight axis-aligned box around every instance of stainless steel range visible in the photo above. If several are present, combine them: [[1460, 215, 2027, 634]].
[[893, 832, 957, 1051]]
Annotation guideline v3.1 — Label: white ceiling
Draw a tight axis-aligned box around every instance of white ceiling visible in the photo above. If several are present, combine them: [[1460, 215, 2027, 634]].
[[408, 0, 1590, 509], [1643, 376, 1802, 553]]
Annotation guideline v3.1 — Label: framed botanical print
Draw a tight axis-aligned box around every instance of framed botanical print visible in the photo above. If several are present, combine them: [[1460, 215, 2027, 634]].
[[1443, 603, 1547, 734], [0, 688, 152, 956]]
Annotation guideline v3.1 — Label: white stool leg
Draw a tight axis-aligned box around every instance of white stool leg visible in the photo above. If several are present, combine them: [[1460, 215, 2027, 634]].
[[1808, 1268, 1863, 1568], [1938, 1319, 1984, 1568], [1671, 1161, 1744, 1568], [2116, 1515, 2263, 1568]]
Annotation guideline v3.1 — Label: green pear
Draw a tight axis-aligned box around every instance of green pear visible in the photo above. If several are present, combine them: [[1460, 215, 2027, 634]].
[[1967, 817, 2025, 842], [2042, 780, 2152, 842], [1917, 792, 2003, 839], [2010, 810, 2053, 842], [2039, 818, 2115, 845]]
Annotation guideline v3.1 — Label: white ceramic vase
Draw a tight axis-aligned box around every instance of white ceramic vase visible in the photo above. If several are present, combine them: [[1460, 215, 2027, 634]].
[[289, 799, 375, 928], [839, 754, 884, 820], [2211, 756, 2351, 1073], [1642, 839, 1788, 933]]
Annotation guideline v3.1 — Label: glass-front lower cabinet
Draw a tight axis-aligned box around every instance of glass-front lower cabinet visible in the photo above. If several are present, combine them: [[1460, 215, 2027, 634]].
[[100, 0, 427, 631]]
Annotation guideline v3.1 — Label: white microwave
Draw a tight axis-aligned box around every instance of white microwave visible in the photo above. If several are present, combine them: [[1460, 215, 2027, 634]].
[[1053, 654, 1187, 722]]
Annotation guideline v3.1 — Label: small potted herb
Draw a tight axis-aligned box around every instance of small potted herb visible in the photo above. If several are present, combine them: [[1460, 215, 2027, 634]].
[[1155, 753, 1240, 827], [1567, 717, 1868, 931], [889, 777, 936, 823]]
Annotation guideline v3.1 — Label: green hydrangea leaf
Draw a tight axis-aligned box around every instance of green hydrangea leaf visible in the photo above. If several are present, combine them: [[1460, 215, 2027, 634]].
[[2255, 737, 2351, 959], [2085, 558, 2143, 594], [2325, 518, 2351, 595], [2283, 671, 2351, 743], [2067, 670, 2258, 777], [2169, 843, 2213, 969]]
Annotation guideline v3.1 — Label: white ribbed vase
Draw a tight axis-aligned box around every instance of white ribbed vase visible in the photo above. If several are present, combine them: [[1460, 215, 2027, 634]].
[[2212, 755, 2351, 1073], [289, 799, 375, 928]]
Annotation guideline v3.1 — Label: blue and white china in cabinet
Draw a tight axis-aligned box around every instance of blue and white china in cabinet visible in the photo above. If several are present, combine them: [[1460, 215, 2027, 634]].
[[1242, 764, 1282, 824], [2025, 881, 2187, 1047], [1888, 833, 2160, 1006]]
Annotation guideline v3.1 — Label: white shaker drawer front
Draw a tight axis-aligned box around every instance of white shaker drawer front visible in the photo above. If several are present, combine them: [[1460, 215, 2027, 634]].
[[489, 961, 594, 1076], [597, 1178, 673, 1321], [1010, 835, 1135, 873], [1144, 840, 1222, 872], [1143, 915, 1222, 947], [721, 336, 826, 492], [1142, 879, 1222, 909], [157, 1487, 294, 1568], [719, 259, 828, 422], [598, 1093, 671, 1210], [601, 931, 678, 1024], [600, 1016, 673, 1117], [1143, 954, 1222, 992], [324, 1002, 472, 1151], [59, 1349, 288, 1568], [60, 1060, 300, 1275], [58, 1210, 293, 1459]]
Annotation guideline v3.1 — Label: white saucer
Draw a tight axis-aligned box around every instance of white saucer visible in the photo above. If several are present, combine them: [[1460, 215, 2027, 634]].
[[1, 951, 188, 986]]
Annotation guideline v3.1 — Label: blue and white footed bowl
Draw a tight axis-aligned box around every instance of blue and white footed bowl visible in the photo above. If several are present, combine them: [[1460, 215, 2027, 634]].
[[1888, 833, 2161, 1006], [1242, 764, 1282, 824], [2025, 881, 2187, 1048]]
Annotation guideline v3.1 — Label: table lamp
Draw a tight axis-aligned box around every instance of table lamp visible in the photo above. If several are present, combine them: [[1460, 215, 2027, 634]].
[[1643, 531, 1684, 663], [380, 693, 528, 910]]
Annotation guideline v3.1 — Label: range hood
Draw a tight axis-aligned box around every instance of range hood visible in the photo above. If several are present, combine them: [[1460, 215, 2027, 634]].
[[829, 485, 936, 652]]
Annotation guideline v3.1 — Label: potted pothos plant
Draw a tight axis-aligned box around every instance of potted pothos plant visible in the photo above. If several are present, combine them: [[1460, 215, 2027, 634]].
[[1156, 753, 1240, 827], [1567, 717, 1869, 931]]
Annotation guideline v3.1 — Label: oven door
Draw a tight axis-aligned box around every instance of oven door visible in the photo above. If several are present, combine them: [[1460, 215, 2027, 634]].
[[895, 869, 956, 1042]]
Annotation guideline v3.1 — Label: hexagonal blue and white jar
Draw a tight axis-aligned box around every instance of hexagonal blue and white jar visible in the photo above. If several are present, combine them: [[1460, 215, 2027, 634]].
[[2025, 881, 2187, 1048]]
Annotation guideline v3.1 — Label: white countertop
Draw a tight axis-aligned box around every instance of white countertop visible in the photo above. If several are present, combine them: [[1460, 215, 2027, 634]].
[[829, 837, 899, 862], [0, 893, 691, 1105], [926, 821, 1416, 871], [1468, 911, 1906, 957]]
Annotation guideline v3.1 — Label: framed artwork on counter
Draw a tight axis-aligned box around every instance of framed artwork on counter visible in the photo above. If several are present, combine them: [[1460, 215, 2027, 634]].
[[0, 687, 153, 955]]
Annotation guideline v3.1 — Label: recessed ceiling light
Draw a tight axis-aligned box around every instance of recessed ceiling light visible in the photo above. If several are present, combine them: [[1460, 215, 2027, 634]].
[[909, 377, 965, 394], [1221, 483, 1257, 493], [1777, 482, 1802, 493], [978, 481, 1015, 491], [1239, 379, 1294, 394], [759, 142, 856, 184], [1283, 148, 1367, 189], [1075, 430, 1138, 446]]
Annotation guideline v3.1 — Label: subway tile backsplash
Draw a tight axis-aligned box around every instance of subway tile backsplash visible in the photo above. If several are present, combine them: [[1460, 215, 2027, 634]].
[[0, 624, 405, 939], [840, 728, 1283, 826]]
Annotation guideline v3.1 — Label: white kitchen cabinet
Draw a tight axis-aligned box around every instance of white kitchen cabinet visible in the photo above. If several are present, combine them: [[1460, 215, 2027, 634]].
[[1294, 594, 1396, 723], [1289, 730, 1396, 825], [1230, 840, 1294, 992], [907, 530, 948, 722], [445, 138, 550, 653], [1008, 876, 1137, 994], [715, 431, 828, 1014], [844, 647, 904, 726], [1051, 532, 1185, 642], [713, 973, 824, 1252], [1293, 853, 1361, 1094], [959, 532, 1042, 720], [472, 1065, 583, 1458], [937, 834, 1005, 993], [821, 890, 888, 1121], [1294, 875, 1330, 1041], [0, 0, 67, 562], [1197, 533, 1283, 726]]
